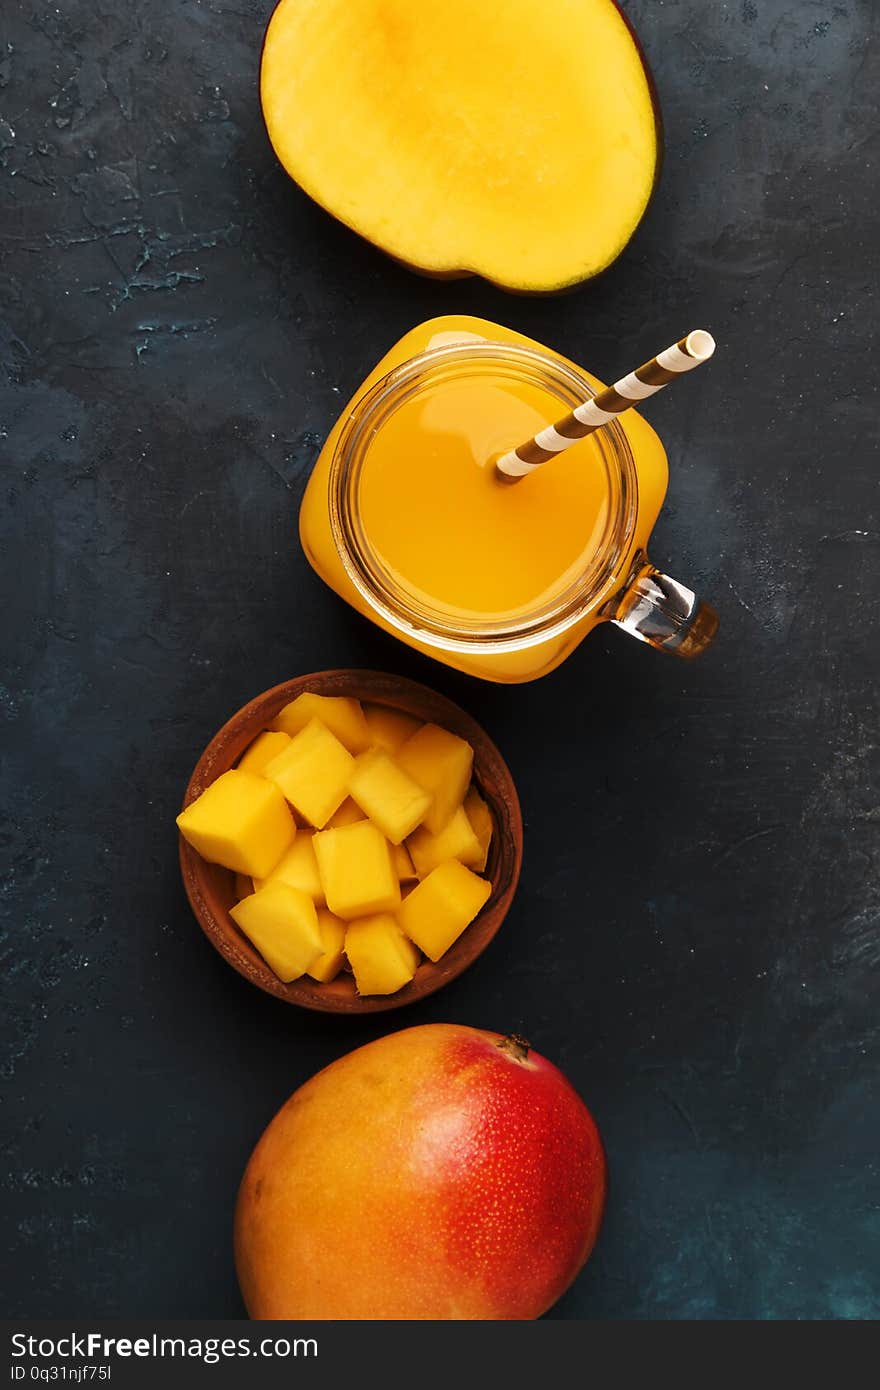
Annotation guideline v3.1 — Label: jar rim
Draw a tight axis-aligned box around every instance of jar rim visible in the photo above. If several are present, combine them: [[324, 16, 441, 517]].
[[328, 339, 639, 653]]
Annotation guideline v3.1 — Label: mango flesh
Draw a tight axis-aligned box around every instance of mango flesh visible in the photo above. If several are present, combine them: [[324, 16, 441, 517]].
[[396, 723, 473, 835], [270, 693, 371, 753], [235, 1024, 607, 1319], [348, 748, 432, 845], [236, 730, 291, 778], [230, 883, 322, 982], [363, 702, 421, 754], [312, 820, 401, 920], [189, 699, 494, 989], [264, 719, 354, 828], [407, 804, 483, 879], [464, 787, 493, 873], [344, 912, 421, 995], [305, 908, 348, 983], [260, 0, 659, 291], [254, 833, 324, 904], [177, 769, 295, 879], [325, 797, 365, 829], [399, 859, 491, 961], [390, 840, 417, 883]]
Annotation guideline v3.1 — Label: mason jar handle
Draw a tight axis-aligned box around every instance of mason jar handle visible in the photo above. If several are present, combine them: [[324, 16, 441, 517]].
[[603, 551, 719, 658]]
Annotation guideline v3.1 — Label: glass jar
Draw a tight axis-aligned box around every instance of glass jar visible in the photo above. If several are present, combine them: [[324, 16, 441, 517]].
[[299, 316, 717, 682]]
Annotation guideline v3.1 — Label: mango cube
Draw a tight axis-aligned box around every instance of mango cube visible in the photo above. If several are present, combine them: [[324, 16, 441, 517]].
[[306, 908, 347, 983], [264, 719, 354, 828], [464, 786, 493, 873], [348, 749, 432, 844], [313, 821, 400, 919], [254, 833, 324, 904], [407, 804, 483, 878], [344, 913, 420, 995], [176, 769, 295, 879], [325, 797, 366, 829], [398, 860, 491, 961], [364, 703, 422, 754], [230, 882, 322, 982], [391, 840, 418, 883], [270, 693, 370, 754], [237, 729, 291, 778], [396, 723, 474, 834]]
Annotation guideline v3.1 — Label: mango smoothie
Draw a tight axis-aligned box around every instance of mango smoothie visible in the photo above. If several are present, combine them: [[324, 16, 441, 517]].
[[300, 317, 713, 681]]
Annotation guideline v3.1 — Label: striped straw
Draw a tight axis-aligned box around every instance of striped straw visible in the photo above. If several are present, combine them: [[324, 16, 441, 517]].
[[494, 330, 716, 481]]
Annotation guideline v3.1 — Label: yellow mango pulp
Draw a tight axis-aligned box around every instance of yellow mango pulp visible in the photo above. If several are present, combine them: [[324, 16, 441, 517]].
[[464, 786, 493, 873], [271, 693, 370, 754], [264, 719, 354, 828], [348, 748, 432, 844], [390, 840, 417, 883], [398, 859, 491, 961], [260, 0, 658, 290], [363, 703, 422, 754], [396, 723, 473, 834], [325, 797, 366, 828], [237, 730, 291, 778], [344, 913, 421, 996], [230, 882, 322, 982], [407, 804, 482, 879], [305, 908, 347, 983], [254, 833, 324, 904], [313, 820, 401, 920], [177, 769, 294, 879]]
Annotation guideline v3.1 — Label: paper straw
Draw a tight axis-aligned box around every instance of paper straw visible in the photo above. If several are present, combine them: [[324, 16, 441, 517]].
[[494, 330, 716, 481]]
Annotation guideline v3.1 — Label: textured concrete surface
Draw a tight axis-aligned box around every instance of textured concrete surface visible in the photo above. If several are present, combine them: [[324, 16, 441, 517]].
[[1, 0, 878, 1319]]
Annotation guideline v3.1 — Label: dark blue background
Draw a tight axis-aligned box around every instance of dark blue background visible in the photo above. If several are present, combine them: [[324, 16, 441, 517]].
[[2, 0, 877, 1318]]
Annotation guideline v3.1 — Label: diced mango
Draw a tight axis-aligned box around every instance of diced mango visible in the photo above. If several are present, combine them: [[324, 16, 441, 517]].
[[230, 882, 322, 982], [464, 786, 493, 873], [364, 702, 422, 754], [325, 797, 366, 829], [254, 833, 324, 904], [398, 860, 491, 961], [306, 908, 347, 983], [396, 723, 474, 834], [234, 872, 255, 901], [177, 769, 295, 879], [270, 693, 370, 754], [391, 840, 418, 883], [344, 913, 420, 995], [313, 821, 401, 919], [407, 805, 483, 878], [348, 749, 432, 844], [237, 729, 291, 778], [264, 719, 354, 828]]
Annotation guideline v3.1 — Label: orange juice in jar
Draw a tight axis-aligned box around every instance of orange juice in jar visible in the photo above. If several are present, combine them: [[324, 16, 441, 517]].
[[299, 317, 717, 683]]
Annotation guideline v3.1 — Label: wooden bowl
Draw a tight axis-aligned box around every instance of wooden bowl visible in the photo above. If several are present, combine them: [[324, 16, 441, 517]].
[[179, 670, 522, 1013]]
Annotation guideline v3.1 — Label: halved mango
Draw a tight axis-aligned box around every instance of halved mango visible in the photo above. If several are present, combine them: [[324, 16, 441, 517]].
[[260, 0, 660, 291]]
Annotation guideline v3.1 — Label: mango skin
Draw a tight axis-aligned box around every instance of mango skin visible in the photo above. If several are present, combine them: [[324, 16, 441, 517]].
[[235, 1023, 606, 1320]]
